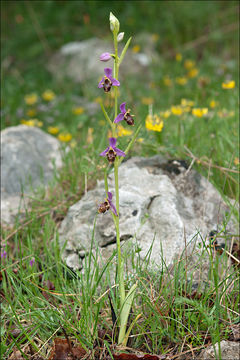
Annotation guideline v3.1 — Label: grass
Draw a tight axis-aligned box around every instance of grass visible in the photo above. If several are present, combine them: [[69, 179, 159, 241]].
[[1, 1, 239, 359]]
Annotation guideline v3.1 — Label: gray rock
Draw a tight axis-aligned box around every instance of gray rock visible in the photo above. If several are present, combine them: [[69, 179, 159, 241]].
[[1, 125, 62, 224], [197, 340, 240, 359], [47, 35, 159, 84], [58, 156, 237, 271]]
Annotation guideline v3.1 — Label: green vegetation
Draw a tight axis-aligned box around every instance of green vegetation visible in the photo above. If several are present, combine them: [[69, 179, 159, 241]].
[[1, 1, 239, 359]]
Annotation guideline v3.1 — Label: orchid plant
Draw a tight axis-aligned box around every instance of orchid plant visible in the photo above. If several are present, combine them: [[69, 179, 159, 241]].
[[97, 13, 141, 346]]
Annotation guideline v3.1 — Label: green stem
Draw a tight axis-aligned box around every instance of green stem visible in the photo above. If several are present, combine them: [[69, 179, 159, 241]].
[[112, 31, 127, 342]]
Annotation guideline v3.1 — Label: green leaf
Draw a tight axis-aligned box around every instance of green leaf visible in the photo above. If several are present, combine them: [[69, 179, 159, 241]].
[[119, 37, 132, 65], [118, 282, 138, 344]]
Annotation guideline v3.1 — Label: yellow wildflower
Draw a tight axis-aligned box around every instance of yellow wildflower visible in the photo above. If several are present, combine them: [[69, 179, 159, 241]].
[[141, 97, 154, 105], [58, 133, 72, 142], [182, 106, 191, 113], [132, 44, 140, 53], [163, 76, 172, 87], [26, 109, 37, 117], [21, 119, 42, 127], [181, 99, 194, 107], [72, 106, 85, 115], [42, 90, 55, 101], [160, 110, 171, 118], [187, 68, 199, 78], [21, 119, 35, 126], [117, 124, 133, 137], [87, 128, 94, 144], [24, 93, 38, 105], [94, 97, 102, 104], [234, 157, 239, 166], [222, 80, 235, 89], [210, 100, 218, 108], [48, 126, 60, 135], [192, 108, 208, 117], [171, 106, 183, 116], [176, 77, 188, 85], [145, 114, 164, 132], [184, 59, 195, 69], [175, 53, 182, 62], [137, 138, 144, 143], [70, 140, 77, 148], [35, 120, 43, 127]]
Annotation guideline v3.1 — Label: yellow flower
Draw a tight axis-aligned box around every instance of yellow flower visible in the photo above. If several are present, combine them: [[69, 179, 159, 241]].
[[145, 114, 164, 132], [20, 119, 35, 126], [24, 93, 38, 105], [26, 108, 37, 117], [171, 106, 183, 116], [163, 76, 172, 87], [192, 108, 208, 117], [184, 59, 195, 69], [187, 68, 199, 78], [175, 53, 182, 62], [87, 128, 94, 144], [42, 90, 55, 101], [20, 118, 42, 127], [58, 133, 72, 142], [132, 44, 140, 53], [210, 100, 218, 108], [94, 97, 102, 104], [72, 106, 85, 115], [182, 106, 191, 113], [222, 80, 235, 89], [117, 124, 133, 137], [137, 138, 144, 143], [176, 77, 188, 85], [181, 99, 195, 107], [141, 97, 154, 105], [48, 126, 60, 135], [70, 140, 77, 148], [160, 110, 171, 118], [234, 157, 239, 166], [35, 120, 43, 127]]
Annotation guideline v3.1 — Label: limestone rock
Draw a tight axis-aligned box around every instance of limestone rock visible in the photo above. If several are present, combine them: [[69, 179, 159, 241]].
[[47, 35, 159, 84], [1, 125, 62, 224], [197, 340, 240, 359], [58, 156, 237, 271]]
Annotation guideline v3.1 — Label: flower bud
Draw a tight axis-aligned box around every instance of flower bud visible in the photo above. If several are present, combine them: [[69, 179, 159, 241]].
[[117, 32, 124, 42], [100, 52, 111, 62], [109, 12, 120, 33]]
